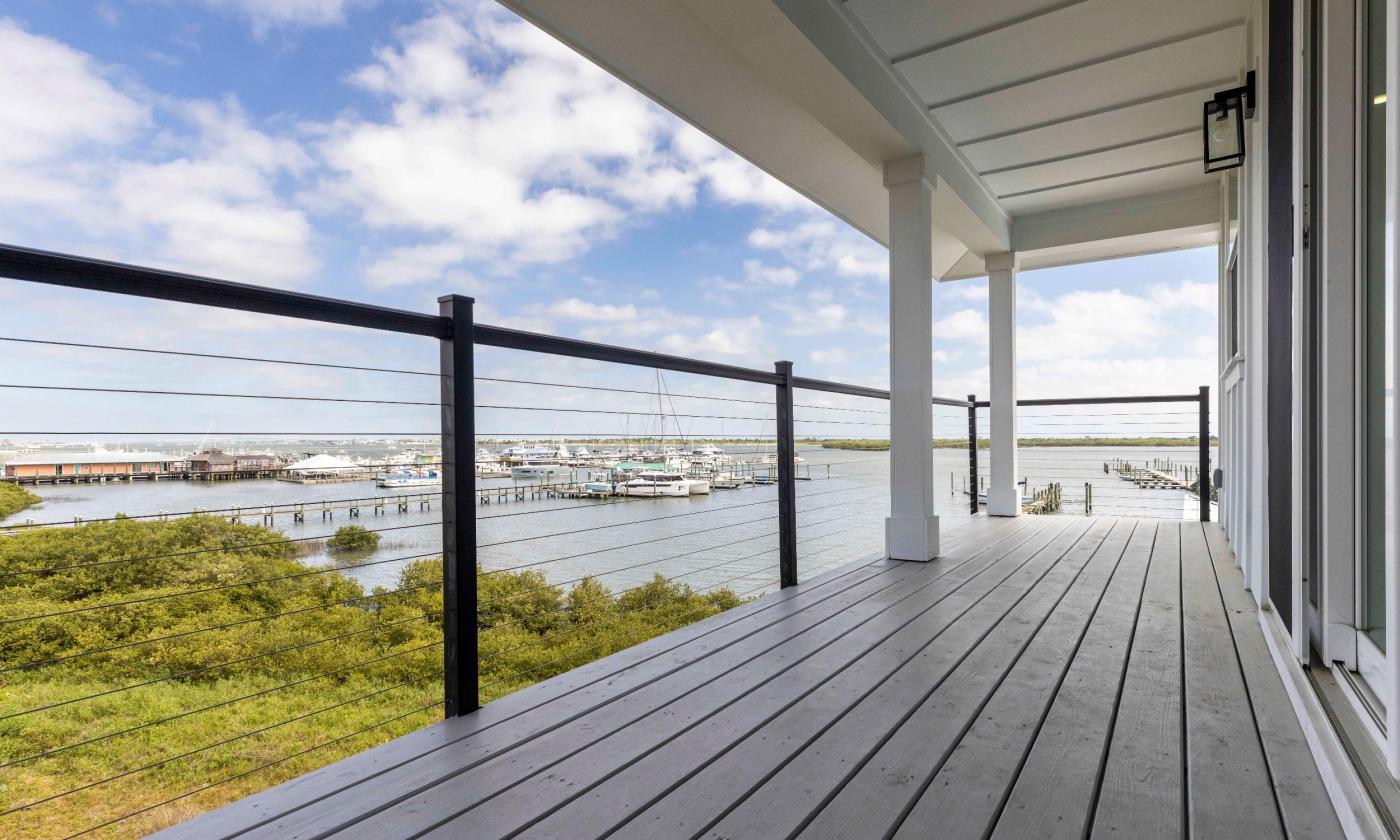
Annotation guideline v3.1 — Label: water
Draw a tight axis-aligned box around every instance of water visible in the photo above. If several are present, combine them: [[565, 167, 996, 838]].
[[1, 445, 1215, 598]]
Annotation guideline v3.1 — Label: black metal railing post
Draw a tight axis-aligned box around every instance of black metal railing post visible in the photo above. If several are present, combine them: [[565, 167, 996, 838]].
[[439, 294, 477, 715], [775, 360, 797, 588], [1198, 384, 1210, 522], [967, 394, 979, 514]]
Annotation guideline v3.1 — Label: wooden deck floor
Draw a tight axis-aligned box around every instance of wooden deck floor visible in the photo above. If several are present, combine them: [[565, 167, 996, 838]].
[[157, 515, 1344, 840]]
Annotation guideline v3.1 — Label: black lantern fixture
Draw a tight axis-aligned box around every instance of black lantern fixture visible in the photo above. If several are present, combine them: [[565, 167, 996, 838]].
[[1203, 71, 1256, 173]]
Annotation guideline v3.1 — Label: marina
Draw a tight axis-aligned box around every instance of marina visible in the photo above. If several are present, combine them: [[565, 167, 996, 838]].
[[0, 445, 1219, 597]]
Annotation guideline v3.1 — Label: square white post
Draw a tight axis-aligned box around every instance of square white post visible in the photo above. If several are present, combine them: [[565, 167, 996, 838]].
[[883, 156, 939, 561], [986, 252, 1020, 516]]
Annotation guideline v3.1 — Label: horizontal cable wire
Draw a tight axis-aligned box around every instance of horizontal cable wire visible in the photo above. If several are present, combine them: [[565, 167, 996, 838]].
[[480, 523, 884, 690], [2, 551, 444, 626], [2, 639, 443, 770], [0, 382, 437, 406], [63, 696, 443, 840], [3, 608, 442, 718], [480, 507, 886, 645], [477, 478, 881, 553], [476, 376, 769, 405], [0, 335, 438, 377], [478, 404, 774, 422], [2, 664, 442, 817], [0, 581, 442, 676], [480, 491, 884, 580], [1, 521, 440, 577]]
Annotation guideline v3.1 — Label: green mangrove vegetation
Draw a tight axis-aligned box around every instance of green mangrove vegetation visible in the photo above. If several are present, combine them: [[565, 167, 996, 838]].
[[0, 482, 41, 520], [0, 516, 740, 838]]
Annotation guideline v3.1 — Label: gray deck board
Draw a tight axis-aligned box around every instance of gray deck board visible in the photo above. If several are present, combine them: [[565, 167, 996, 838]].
[[1091, 517, 1185, 840], [894, 519, 1149, 840], [1179, 520, 1285, 839], [1201, 523, 1346, 840], [154, 518, 1342, 840], [988, 520, 1158, 840], [798, 518, 1119, 839]]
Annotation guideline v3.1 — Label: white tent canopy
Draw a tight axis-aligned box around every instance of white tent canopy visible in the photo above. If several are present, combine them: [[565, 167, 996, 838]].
[[284, 454, 359, 473]]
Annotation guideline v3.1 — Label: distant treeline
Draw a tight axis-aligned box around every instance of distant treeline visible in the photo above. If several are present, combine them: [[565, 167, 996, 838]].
[[821, 437, 1220, 451]]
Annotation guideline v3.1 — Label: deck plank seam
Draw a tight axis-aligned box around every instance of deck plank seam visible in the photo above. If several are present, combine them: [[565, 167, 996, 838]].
[[208, 518, 1001, 838], [975, 519, 1147, 840], [1079, 519, 1159, 840], [207, 552, 904, 840], [314, 560, 938, 838], [388, 520, 1056, 838], [305, 523, 1028, 839], [485, 518, 1071, 840], [883, 519, 1136, 840], [667, 518, 1091, 840], [1197, 521, 1289, 834], [1177, 522, 1189, 840], [777, 519, 1104, 839]]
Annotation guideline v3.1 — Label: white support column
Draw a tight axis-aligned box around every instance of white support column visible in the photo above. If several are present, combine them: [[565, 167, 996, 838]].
[[884, 155, 939, 561], [986, 252, 1019, 516]]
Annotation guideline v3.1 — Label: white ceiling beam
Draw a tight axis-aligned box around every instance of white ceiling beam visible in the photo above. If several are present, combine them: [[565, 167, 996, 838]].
[[1011, 182, 1220, 252], [773, 0, 1011, 255]]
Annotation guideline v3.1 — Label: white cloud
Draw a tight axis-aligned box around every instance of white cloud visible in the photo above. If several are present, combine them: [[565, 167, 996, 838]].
[[934, 308, 988, 340], [0, 19, 147, 168], [199, 0, 370, 32], [1151, 280, 1217, 314], [656, 316, 771, 362], [939, 281, 987, 302], [545, 298, 639, 322], [810, 348, 848, 366], [317, 5, 814, 285], [747, 216, 885, 279], [0, 22, 318, 286], [743, 259, 800, 287], [1019, 289, 1160, 362]]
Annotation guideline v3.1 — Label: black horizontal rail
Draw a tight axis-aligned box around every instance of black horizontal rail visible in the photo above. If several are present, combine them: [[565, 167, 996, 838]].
[[0, 244, 978, 402], [971, 393, 1202, 408], [0, 244, 448, 338]]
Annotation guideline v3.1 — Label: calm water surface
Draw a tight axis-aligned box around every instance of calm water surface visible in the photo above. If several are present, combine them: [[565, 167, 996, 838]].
[[2, 446, 1215, 597]]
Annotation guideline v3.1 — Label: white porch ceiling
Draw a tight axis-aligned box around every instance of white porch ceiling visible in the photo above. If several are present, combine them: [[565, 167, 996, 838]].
[[840, 0, 1247, 218], [497, 0, 1249, 277]]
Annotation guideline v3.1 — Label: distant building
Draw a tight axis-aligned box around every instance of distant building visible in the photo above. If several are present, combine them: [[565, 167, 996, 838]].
[[2, 452, 175, 478], [185, 451, 279, 474]]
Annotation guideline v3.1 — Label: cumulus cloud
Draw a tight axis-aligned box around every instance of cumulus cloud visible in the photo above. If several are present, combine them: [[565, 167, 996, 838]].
[[199, 0, 371, 32], [743, 259, 800, 287], [317, 5, 813, 284], [0, 20, 318, 286], [746, 216, 885, 279]]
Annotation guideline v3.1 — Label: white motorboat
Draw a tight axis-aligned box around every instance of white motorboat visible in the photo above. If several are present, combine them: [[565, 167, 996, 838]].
[[378, 467, 442, 488], [511, 461, 571, 480], [622, 471, 691, 497]]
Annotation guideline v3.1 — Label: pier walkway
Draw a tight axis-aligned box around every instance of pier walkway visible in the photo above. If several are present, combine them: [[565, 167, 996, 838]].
[[157, 515, 1341, 840]]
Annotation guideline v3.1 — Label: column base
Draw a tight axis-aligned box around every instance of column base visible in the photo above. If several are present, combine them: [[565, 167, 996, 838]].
[[886, 515, 940, 562], [988, 485, 1021, 517]]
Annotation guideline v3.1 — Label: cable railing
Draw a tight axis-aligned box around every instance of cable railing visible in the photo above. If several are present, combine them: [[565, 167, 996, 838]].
[[968, 391, 1216, 520], [0, 243, 1217, 838], [0, 243, 967, 838]]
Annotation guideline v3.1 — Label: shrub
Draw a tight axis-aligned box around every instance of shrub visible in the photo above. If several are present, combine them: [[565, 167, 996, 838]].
[[0, 482, 41, 519], [326, 524, 381, 552]]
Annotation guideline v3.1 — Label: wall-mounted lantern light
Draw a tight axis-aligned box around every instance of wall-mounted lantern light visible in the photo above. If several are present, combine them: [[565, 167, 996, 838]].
[[1203, 71, 1257, 173]]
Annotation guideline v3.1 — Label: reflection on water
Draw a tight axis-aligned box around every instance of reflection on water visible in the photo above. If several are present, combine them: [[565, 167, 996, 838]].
[[1, 445, 1216, 598]]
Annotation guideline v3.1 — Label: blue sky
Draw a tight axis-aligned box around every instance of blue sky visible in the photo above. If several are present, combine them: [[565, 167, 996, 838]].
[[0, 0, 1218, 443]]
